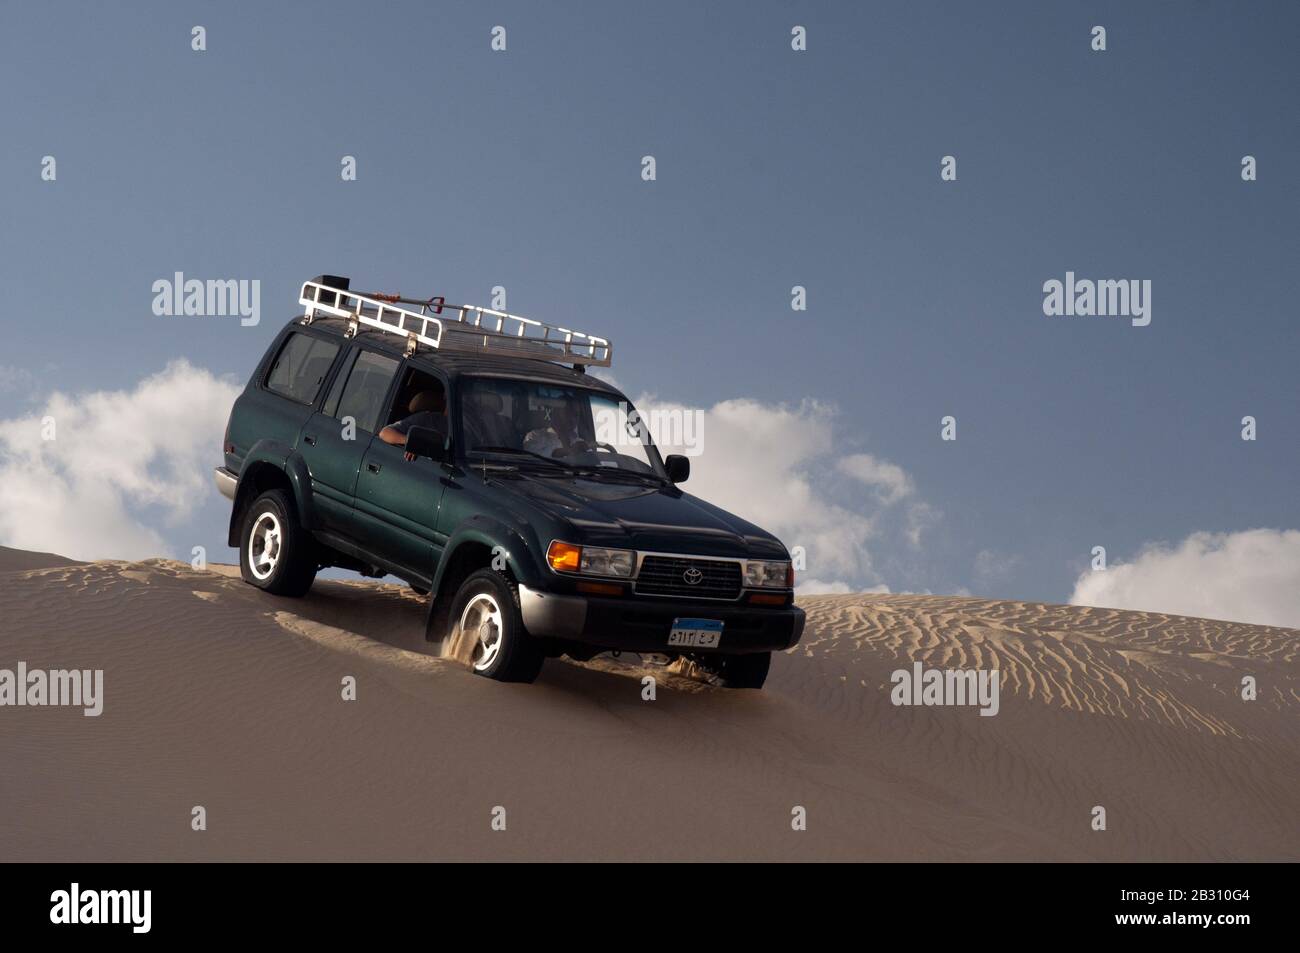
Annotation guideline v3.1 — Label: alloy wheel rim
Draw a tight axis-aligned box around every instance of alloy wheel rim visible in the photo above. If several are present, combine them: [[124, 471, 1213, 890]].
[[248, 511, 283, 580], [461, 593, 504, 671]]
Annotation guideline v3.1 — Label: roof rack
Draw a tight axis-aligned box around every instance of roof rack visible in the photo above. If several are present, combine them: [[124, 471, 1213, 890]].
[[298, 277, 612, 367]]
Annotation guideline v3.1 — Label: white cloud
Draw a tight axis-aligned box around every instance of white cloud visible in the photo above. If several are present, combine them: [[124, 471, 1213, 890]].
[[638, 396, 933, 591], [834, 452, 936, 549], [0, 360, 240, 560], [837, 453, 913, 504], [1069, 529, 1300, 629], [902, 500, 939, 549]]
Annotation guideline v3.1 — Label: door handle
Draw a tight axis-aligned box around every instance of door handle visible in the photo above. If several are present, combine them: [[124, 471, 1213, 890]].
[[367, 462, 382, 473], [303, 434, 317, 446]]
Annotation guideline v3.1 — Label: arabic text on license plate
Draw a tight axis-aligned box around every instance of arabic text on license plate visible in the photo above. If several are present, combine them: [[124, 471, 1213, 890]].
[[668, 618, 723, 648]]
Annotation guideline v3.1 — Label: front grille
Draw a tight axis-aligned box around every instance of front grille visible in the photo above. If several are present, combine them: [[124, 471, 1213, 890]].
[[634, 555, 742, 600]]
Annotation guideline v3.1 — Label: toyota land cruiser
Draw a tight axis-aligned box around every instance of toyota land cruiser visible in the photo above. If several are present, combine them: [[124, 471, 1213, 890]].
[[215, 276, 804, 688]]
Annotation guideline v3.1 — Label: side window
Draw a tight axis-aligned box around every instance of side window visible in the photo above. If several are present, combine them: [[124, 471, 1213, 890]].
[[334, 350, 400, 434], [322, 349, 357, 418], [265, 333, 340, 405], [385, 366, 449, 430]]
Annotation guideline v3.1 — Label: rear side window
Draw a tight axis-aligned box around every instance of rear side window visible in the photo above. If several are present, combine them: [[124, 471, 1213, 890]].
[[265, 333, 340, 405], [334, 350, 400, 433]]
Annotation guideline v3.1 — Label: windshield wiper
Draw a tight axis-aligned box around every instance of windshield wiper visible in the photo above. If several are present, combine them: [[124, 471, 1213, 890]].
[[566, 464, 669, 486], [468, 446, 571, 470], [469, 447, 667, 485]]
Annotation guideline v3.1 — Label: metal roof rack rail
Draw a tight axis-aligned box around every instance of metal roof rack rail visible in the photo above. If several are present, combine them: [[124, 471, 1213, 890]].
[[298, 276, 612, 367]]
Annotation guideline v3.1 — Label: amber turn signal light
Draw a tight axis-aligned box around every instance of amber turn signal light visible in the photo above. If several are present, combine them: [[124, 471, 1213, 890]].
[[546, 541, 582, 572], [576, 581, 625, 597]]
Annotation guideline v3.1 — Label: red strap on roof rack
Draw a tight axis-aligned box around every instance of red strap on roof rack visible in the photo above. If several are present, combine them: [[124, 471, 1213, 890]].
[[371, 291, 442, 314]]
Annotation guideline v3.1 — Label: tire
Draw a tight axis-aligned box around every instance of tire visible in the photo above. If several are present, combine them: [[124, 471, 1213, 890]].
[[700, 651, 771, 689], [238, 489, 318, 597], [449, 568, 544, 683]]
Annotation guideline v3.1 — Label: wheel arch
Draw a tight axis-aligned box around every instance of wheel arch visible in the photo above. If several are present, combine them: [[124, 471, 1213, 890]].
[[426, 517, 543, 641], [227, 440, 315, 547]]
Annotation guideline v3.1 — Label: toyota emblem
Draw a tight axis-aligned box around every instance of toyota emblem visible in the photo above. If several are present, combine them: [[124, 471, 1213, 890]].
[[682, 567, 704, 586]]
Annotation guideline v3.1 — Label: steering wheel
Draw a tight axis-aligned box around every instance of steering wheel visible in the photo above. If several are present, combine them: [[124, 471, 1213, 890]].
[[555, 440, 619, 460], [553, 440, 587, 459]]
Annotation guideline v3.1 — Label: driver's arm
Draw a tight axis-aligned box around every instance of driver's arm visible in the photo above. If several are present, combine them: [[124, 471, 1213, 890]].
[[378, 425, 408, 447]]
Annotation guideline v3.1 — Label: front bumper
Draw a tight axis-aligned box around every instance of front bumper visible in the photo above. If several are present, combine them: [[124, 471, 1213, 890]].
[[518, 584, 804, 655], [214, 466, 238, 501]]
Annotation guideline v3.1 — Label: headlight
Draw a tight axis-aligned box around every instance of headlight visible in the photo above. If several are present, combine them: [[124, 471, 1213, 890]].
[[744, 560, 792, 589], [580, 546, 636, 577], [547, 541, 635, 578]]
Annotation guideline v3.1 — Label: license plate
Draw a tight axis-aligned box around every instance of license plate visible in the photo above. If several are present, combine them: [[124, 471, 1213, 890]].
[[668, 617, 723, 648]]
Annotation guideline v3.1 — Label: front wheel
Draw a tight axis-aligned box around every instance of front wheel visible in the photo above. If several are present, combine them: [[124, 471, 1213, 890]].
[[238, 489, 317, 597], [449, 569, 544, 683]]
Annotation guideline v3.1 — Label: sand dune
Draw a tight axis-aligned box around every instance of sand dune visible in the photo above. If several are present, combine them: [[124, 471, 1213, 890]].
[[0, 545, 82, 574], [0, 552, 1295, 861]]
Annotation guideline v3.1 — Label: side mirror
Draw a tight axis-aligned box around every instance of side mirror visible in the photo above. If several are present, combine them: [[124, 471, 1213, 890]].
[[405, 425, 450, 463], [664, 454, 690, 484]]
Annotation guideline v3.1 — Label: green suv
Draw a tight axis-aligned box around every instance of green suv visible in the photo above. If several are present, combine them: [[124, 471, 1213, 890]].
[[215, 276, 804, 687]]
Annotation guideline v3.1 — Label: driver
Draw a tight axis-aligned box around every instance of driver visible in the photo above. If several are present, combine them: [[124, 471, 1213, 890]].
[[380, 389, 446, 461], [523, 402, 582, 458]]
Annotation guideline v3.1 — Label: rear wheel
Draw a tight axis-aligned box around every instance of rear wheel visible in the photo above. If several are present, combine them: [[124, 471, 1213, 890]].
[[238, 489, 317, 597], [449, 569, 544, 683], [696, 651, 771, 689]]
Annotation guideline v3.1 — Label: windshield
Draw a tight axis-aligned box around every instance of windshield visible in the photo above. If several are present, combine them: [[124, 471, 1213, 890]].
[[458, 377, 662, 476]]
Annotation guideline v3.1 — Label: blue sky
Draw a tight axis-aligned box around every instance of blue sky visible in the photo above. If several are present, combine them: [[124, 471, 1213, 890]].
[[1, 2, 1296, 618]]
